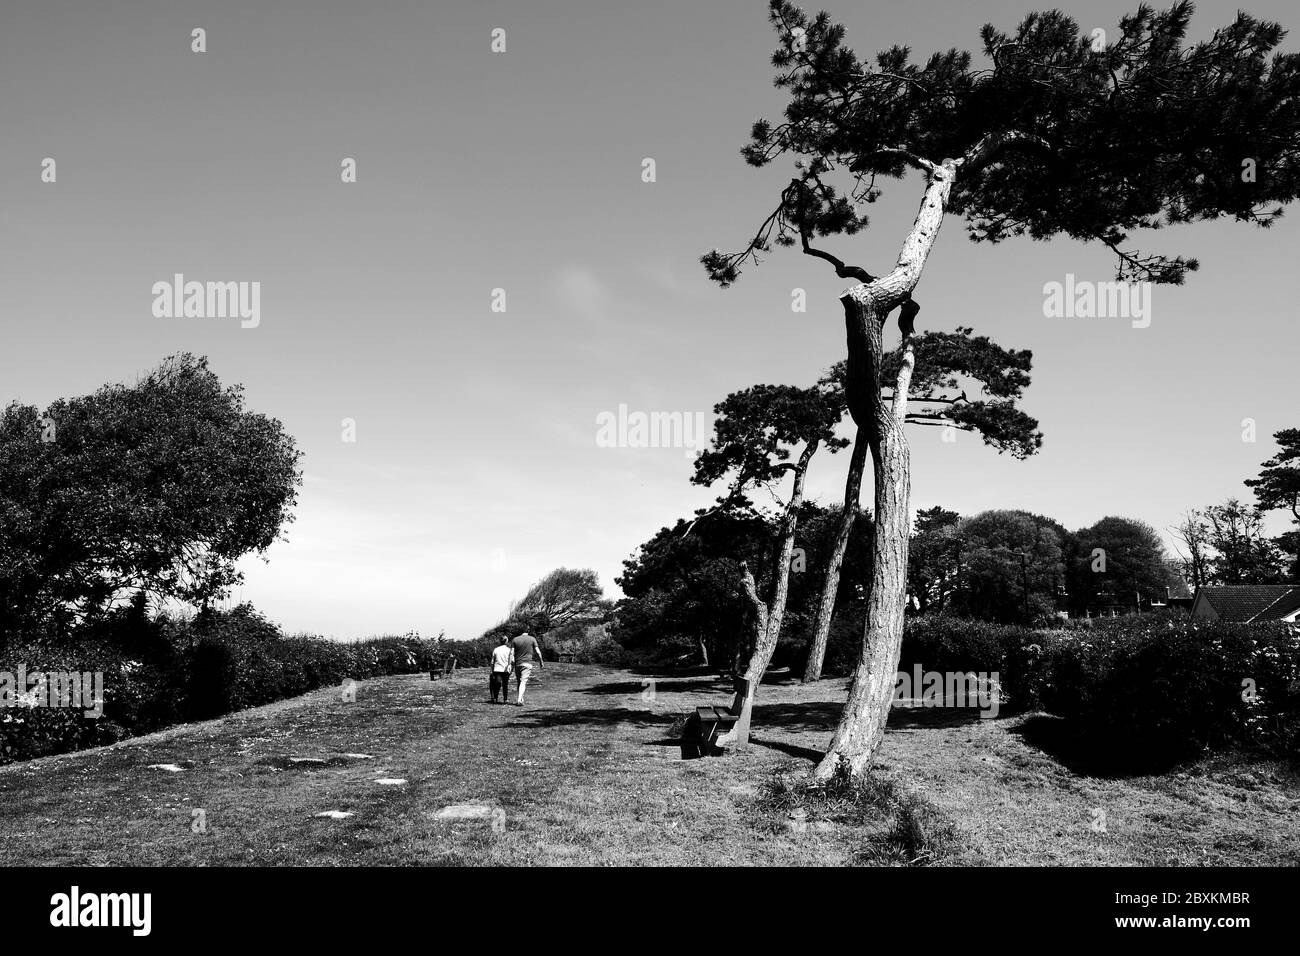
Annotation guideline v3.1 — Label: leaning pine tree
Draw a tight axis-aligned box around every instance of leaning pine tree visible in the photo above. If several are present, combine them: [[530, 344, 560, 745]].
[[688, 380, 847, 744], [802, 331, 1042, 683], [704, 0, 1300, 778]]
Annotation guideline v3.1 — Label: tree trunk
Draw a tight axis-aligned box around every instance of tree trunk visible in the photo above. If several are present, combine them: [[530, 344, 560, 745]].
[[733, 563, 768, 675], [721, 442, 819, 749], [803, 427, 867, 682], [814, 162, 951, 779], [740, 441, 818, 687]]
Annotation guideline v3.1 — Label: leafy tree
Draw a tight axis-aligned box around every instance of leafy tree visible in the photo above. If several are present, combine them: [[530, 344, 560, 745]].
[[907, 506, 963, 614], [1277, 530, 1300, 583], [1202, 499, 1286, 584], [951, 510, 1066, 624], [614, 508, 772, 667], [0, 354, 301, 643], [1246, 428, 1300, 579], [1066, 516, 1174, 614], [507, 568, 608, 634], [703, 0, 1300, 777], [613, 502, 872, 670]]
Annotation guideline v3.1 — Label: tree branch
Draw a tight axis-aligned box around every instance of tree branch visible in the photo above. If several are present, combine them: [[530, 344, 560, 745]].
[[800, 228, 875, 282], [850, 147, 938, 175], [957, 130, 1051, 176]]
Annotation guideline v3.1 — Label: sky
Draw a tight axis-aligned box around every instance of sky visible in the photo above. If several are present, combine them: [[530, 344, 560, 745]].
[[2, 0, 1297, 639]]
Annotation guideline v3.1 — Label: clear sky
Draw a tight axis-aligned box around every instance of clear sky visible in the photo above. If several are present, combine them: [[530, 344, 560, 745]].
[[2, 0, 1297, 639]]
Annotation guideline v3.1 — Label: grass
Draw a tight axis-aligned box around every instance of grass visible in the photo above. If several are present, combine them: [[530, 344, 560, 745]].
[[757, 765, 962, 865], [0, 664, 1296, 865]]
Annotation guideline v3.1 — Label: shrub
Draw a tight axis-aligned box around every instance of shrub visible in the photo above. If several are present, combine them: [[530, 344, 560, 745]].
[[551, 623, 627, 665], [899, 614, 1042, 712], [1039, 617, 1300, 763], [617, 632, 706, 670], [0, 605, 439, 765]]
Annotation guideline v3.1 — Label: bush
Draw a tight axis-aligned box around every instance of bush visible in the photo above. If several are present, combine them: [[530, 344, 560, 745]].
[[899, 614, 1042, 712], [1039, 617, 1300, 763], [616, 632, 707, 670], [441, 633, 499, 668], [551, 623, 627, 666], [0, 605, 440, 765]]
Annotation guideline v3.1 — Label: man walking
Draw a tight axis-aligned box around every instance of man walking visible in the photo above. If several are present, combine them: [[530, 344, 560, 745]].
[[510, 629, 544, 706], [489, 635, 513, 704]]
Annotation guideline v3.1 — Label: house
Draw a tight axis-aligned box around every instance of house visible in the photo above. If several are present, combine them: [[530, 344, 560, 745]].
[[1077, 580, 1194, 618], [1163, 570, 1196, 611], [1189, 585, 1300, 623]]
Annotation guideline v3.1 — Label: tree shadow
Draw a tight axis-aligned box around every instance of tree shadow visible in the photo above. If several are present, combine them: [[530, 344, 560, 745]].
[[748, 736, 825, 763], [576, 677, 731, 697], [886, 705, 994, 730], [750, 701, 843, 734], [621, 664, 718, 679], [1012, 714, 1186, 778], [504, 707, 679, 731]]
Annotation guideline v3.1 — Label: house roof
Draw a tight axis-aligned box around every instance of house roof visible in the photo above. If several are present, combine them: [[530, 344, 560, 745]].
[[1195, 585, 1300, 623], [1256, 587, 1300, 622]]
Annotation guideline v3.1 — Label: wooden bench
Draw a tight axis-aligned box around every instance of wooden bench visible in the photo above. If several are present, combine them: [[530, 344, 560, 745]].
[[429, 655, 457, 680], [557, 651, 576, 663], [679, 677, 752, 758]]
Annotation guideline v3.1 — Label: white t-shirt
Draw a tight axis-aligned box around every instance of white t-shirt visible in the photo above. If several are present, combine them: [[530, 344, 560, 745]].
[[490, 645, 513, 673]]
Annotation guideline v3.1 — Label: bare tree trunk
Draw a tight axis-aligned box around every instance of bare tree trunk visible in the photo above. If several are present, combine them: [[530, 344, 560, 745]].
[[803, 427, 867, 682], [733, 563, 768, 672], [740, 441, 818, 687], [814, 161, 952, 779], [721, 443, 819, 749]]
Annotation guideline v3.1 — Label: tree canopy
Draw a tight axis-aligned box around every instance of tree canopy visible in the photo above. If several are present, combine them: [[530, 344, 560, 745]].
[[614, 502, 872, 671], [505, 567, 608, 634], [691, 381, 848, 501], [1066, 516, 1175, 613], [1246, 428, 1300, 579], [821, 325, 1042, 458], [705, 0, 1300, 289], [0, 354, 301, 639], [951, 509, 1067, 624]]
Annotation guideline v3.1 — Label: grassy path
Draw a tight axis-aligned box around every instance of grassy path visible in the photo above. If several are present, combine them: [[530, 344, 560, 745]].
[[1, 664, 1296, 865]]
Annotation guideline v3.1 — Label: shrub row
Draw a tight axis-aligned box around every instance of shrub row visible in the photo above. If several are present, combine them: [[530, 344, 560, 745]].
[[897, 613, 1300, 763], [0, 604, 445, 765]]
